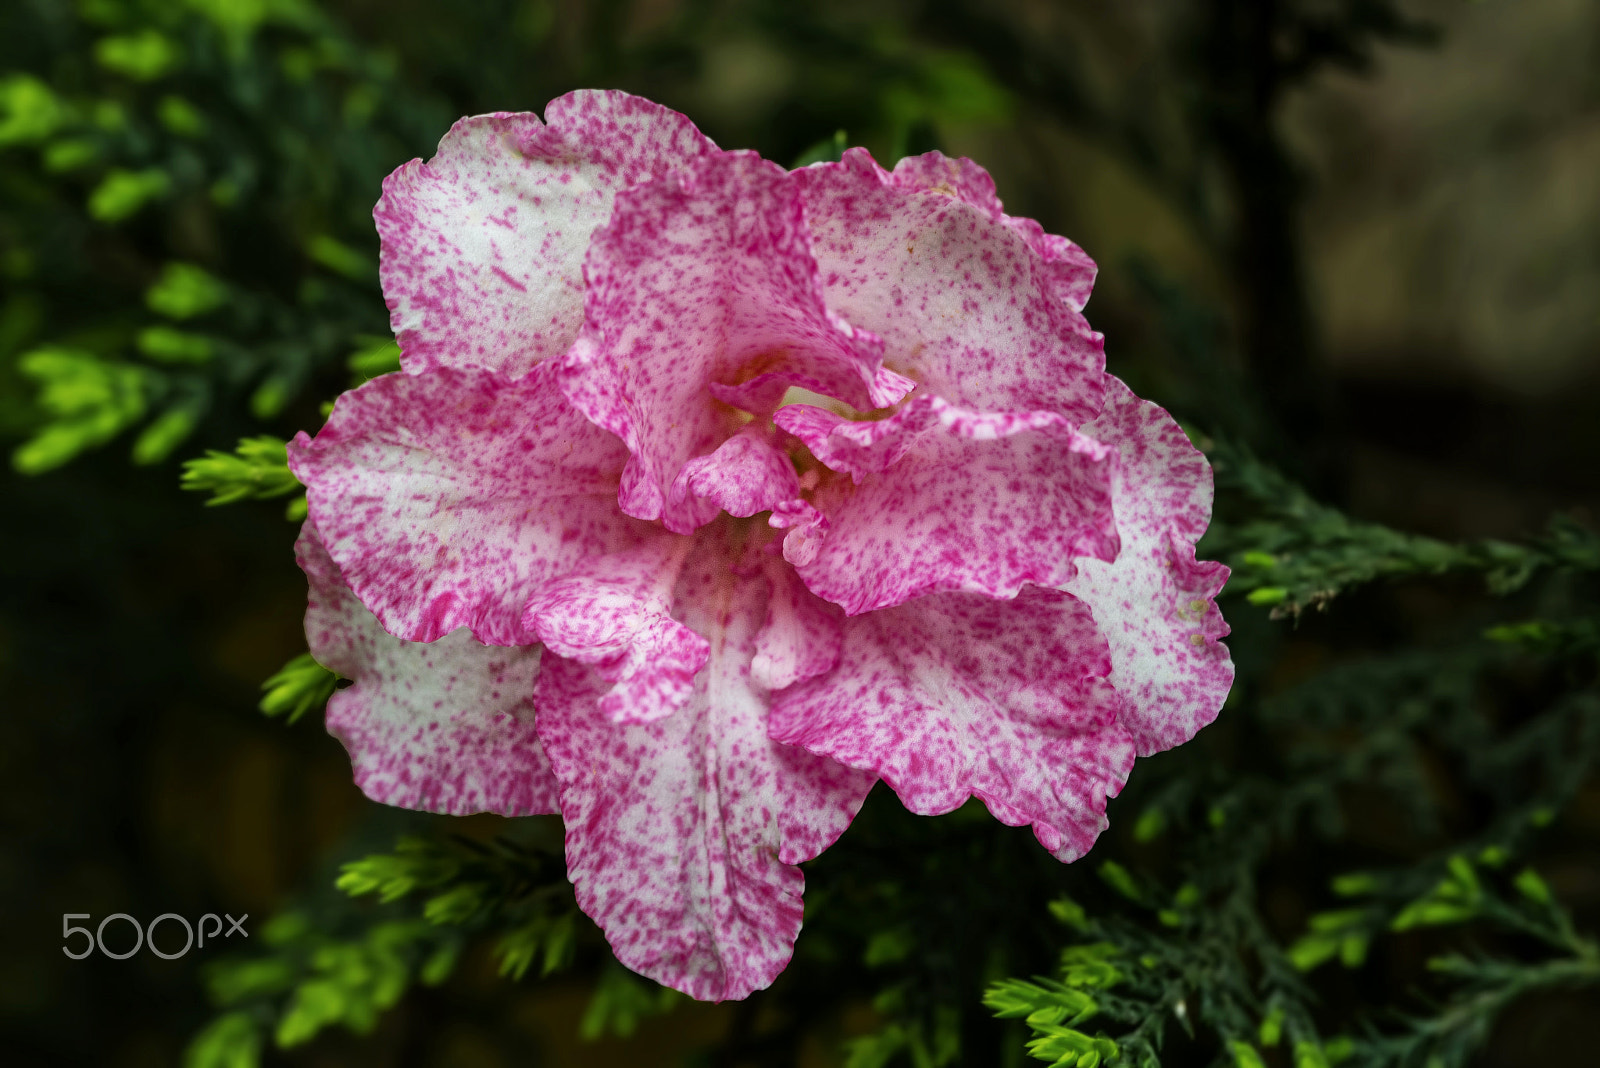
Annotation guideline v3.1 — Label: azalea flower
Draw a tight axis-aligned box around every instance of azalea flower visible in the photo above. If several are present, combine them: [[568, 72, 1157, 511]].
[[288, 90, 1233, 1001]]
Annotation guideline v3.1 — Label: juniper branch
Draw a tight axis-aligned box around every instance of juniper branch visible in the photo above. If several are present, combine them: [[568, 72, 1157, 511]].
[[1199, 435, 1600, 615]]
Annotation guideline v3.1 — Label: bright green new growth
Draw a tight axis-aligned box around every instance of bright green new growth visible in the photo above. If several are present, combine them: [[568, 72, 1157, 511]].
[[1390, 855, 1482, 931], [984, 977, 1116, 1068], [335, 837, 462, 903], [1284, 908, 1371, 972], [258, 653, 337, 724], [181, 436, 300, 507]]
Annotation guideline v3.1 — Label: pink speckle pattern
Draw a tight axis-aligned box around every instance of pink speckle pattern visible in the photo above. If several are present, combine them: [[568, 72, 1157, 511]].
[[535, 524, 875, 1001], [293, 89, 1233, 1003], [376, 92, 714, 378], [770, 585, 1135, 861], [299, 522, 557, 816]]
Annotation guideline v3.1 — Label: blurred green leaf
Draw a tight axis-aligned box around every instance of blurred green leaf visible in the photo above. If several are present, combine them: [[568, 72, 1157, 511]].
[[184, 1011, 261, 1068], [307, 235, 372, 280], [1513, 867, 1552, 906], [95, 30, 183, 81], [1096, 861, 1141, 902], [12, 349, 146, 473], [131, 404, 200, 465], [158, 95, 208, 137], [0, 75, 68, 146], [42, 138, 98, 172], [249, 375, 290, 419], [138, 326, 214, 365], [146, 263, 230, 319], [579, 964, 680, 1041], [88, 168, 172, 222]]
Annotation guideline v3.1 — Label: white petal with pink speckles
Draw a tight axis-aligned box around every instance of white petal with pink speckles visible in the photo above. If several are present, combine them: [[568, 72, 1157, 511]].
[[559, 150, 909, 534], [521, 538, 709, 725], [298, 523, 557, 817], [774, 395, 1120, 615], [535, 528, 876, 1001], [796, 149, 1104, 422], [887, 153, 1099, 313], [1061, 376, 1233, 755], [289, 362, 658, 647], [750, 558, 843, 692], [769, 585, 1135, 861], [376, 91, 715, 378]]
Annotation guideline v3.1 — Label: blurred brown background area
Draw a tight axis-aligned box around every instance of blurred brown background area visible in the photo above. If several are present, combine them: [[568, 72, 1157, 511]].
[[3, 0, 1599, 1065]]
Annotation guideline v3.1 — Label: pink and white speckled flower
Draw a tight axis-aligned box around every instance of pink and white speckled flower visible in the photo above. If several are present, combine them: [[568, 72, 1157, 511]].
[[288, 90, 1232, 1001]]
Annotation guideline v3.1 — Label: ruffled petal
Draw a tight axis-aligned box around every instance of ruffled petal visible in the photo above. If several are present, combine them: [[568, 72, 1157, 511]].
[[560, 149, 909, 533], [536, 527, 876, 1000], [376, 90, 715, 378], [773, 395, 1119, 615], [1061, 376, 1233, 755], [521, 538, 709, 725], [796, 148, 1104, 421], [667, 424, 801, 529], [289, 362, 658, 646], [888, 152, 1098, 313], [298, 522, 557, 817], [769, 586, 1136, 861]]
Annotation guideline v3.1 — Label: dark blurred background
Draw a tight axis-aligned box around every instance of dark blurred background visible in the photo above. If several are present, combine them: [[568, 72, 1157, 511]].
[[3, 1, 1599, 1065]]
